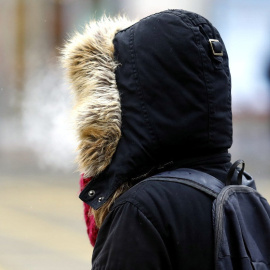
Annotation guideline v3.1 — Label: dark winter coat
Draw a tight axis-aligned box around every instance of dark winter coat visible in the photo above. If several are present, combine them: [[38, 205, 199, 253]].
[[92, 154, 234, 270], [62, 9, 235, 270]]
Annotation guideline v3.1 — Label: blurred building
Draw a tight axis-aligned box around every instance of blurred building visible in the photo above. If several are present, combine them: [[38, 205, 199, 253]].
[[0, 0, 269, 178]]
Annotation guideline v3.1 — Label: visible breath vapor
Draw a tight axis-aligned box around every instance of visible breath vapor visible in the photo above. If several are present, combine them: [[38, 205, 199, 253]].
[[21, 63, 77, 173]]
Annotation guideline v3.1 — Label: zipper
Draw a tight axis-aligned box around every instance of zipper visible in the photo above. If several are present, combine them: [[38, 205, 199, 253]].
[[214, 185, 256, 269], [214, 185, 232, 267]]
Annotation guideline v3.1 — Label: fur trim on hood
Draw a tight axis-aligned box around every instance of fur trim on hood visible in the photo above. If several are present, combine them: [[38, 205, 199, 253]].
[[61, 16, 134, 177]]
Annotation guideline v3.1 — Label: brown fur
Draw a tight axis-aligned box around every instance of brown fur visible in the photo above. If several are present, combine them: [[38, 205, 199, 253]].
[[61, 16, 133, 177], [92, 181, 131, 228]]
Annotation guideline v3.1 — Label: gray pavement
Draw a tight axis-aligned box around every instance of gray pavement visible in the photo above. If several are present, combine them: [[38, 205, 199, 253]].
[[0, 175, 93, 270]]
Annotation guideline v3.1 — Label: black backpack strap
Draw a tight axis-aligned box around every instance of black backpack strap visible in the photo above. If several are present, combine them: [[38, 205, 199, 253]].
[[225, 160, 256, 189], [145, 168, 225, 198], [226, 159, 245, 185]]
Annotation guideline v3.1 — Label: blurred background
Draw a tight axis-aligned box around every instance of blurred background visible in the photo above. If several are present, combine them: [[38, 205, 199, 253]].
[[0, 0, 270, 269]]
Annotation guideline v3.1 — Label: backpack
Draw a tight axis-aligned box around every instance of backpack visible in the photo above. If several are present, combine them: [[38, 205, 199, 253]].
[[148, 160, 270, 270]]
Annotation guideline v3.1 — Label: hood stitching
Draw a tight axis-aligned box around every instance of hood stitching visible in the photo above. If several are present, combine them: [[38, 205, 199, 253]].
[[129, 26, 159, 148]]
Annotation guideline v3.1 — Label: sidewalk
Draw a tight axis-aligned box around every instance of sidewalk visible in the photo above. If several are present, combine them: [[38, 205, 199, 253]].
[[0, 174, 93, 270]]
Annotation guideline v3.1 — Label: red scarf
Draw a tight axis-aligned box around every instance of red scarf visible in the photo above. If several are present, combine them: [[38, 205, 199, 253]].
[[79, 174, 99, 246]]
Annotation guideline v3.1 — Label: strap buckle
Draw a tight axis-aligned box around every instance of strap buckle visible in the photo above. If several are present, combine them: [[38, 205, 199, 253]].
[[209, 39, 223, 56]]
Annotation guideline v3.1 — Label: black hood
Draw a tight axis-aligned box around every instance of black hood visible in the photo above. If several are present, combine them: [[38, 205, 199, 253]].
[[79, 10, 232, 209]]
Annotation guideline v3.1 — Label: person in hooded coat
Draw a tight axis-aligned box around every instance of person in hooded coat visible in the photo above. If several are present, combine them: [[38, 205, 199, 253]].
[[61, 9, 249, 270]]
